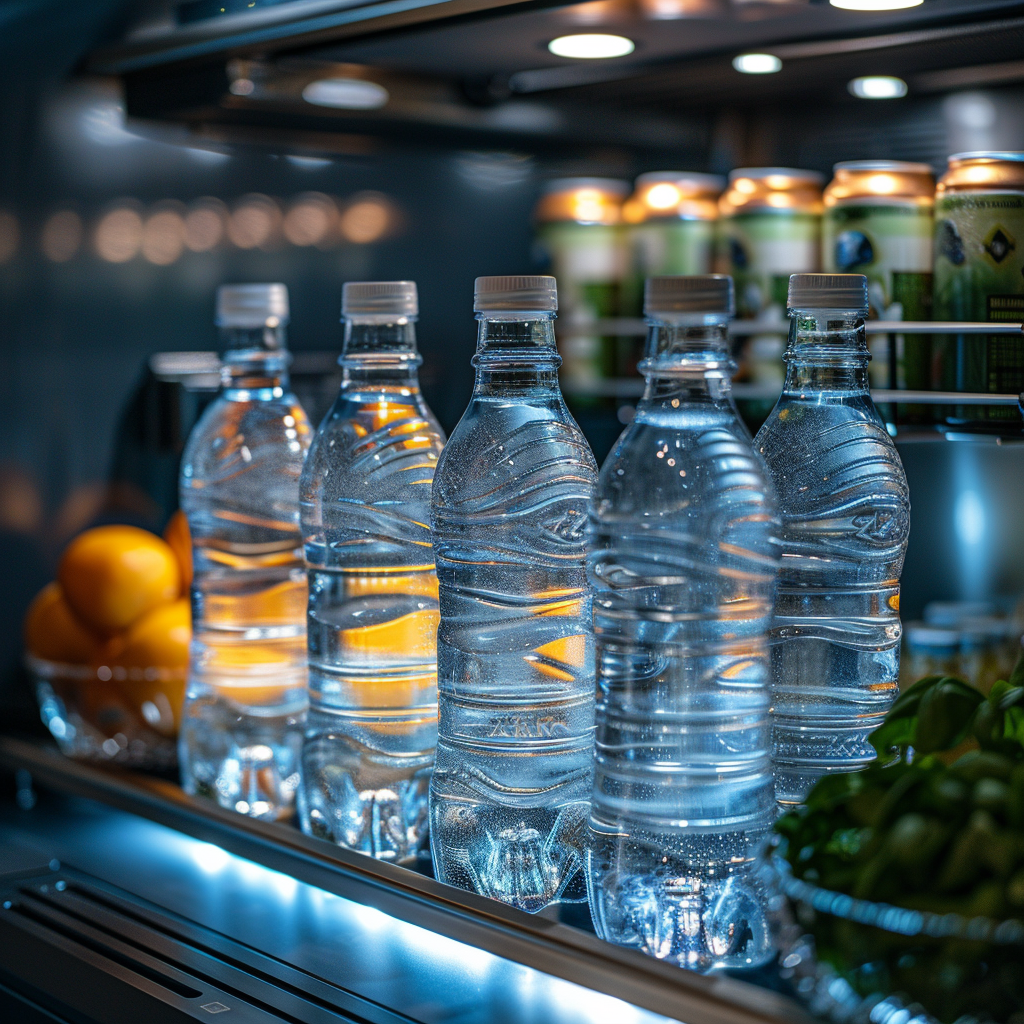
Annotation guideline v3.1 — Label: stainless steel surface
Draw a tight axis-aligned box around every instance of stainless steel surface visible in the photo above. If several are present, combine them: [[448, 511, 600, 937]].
[[897, 433, 1024, 620], [0, 738, 806, 1024]]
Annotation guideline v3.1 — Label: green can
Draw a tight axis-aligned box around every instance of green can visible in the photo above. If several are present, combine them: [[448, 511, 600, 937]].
[[823, 161, 935, 391], [620, 172, 723, 374], [628, 172, 723, 282], [535, 178, 629, 397], [933, 152, 1024, 430], [718, 169, 822, 426], [719, 168, 824, 322]]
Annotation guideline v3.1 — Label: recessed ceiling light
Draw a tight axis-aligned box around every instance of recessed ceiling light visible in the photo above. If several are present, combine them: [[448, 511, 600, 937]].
[[831, 0, 922, 10], [849, 76, 908, 99], [733, 53, 782, 75], [548, 34, 635, 59], [302, 78, 389, 110]]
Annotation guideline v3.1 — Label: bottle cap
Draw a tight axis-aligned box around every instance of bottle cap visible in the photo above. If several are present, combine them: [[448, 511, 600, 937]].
[[342, 280, 418, 317], [216, 283, 289, 328], [787, 273, 869, 313], [474, 275, 557, 312], [645, 275, 734, 316]]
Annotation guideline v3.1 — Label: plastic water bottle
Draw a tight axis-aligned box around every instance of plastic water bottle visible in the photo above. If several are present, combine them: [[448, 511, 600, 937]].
[[754, 274, 910, 809], [179, 283, 312, 820], [430, 275, 598, 912], [586, 276, 779, 972], [299, 281, 445, 860]]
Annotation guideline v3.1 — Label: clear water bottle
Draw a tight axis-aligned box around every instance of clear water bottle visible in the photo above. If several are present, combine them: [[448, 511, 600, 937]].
[[754, 274, 910, 808], [430, 275, 598, 912], [299, 281, 445, 861], [587, 276, 779, 972], [179, 283, 312, 820]]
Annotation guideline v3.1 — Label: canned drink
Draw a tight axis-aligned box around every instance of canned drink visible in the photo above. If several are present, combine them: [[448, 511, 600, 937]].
[[823, 160, 935, 391], [719, 167, 823, 320], [933, 152, 1024, 430], [534, 178, 629, 396], [618, 172, 723, 374], [626, 171, 723, 300], [719, 168, 823, 423]]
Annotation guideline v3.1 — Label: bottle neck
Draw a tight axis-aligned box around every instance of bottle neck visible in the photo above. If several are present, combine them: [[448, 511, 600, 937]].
[[472, 312, 561, 395], [639, 315, 734, 403], [783, 310, 870, 394], [341, 317, 422, 389], [220, 325, 291, 396]]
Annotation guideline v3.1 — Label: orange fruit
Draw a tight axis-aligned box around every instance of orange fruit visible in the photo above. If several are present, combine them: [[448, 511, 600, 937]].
[[163, 510, 193, 595], [202, 576, 307, 630], [59, 525, 181, 635], [105, 598, 190, 736], [199, 639, 307, 708], [23, 582, 103, 665]]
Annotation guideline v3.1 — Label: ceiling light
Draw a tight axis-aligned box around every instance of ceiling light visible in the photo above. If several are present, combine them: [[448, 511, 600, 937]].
[[302, 78, 389, 110], [733, 53, 782, 75], [548, 34, 635, 59], [849, 76, 908, 99], [831, 0, 922, 9]]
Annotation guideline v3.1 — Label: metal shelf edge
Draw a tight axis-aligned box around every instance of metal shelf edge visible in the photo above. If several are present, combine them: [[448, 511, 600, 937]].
[[0, 737, 808, 1024]]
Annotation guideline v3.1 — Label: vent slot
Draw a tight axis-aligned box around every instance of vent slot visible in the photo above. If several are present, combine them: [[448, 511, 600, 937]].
[[9, 874, 410, 1024], [9, 899, 203, 999]]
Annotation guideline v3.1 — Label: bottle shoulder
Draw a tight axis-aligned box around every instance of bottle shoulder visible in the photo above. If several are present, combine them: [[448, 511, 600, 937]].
[[301, 392, 445, 499], [754, 398, 908, 491], [753, 396, 910, 557], [181, 392, 310, 503], [433, 396, 597, 509], [594, 418, 777, 521]]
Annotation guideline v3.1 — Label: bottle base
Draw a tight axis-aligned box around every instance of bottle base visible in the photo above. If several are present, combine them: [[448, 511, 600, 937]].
[[430, 795, 589, 913], [179, 690, 306, 821], [299, 730, 433, 861], [586, 829, 774, 973]]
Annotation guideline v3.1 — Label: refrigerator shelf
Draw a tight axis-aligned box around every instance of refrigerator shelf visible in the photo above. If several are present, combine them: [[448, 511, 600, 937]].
[[0, 736, 807, 1024]]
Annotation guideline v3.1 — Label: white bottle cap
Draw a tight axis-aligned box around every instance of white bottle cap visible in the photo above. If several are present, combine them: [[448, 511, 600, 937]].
[[342, 280, 418, 317], [787, 274, 869, 313], [216, 283, 289, 328], [645, 275, 735, 316], [474, 275, 557, 312]]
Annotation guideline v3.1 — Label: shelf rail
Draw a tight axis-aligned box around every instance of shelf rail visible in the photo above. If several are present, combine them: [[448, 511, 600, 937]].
[[557, 319, 1024, 338], [558, 320, 1024, 411]]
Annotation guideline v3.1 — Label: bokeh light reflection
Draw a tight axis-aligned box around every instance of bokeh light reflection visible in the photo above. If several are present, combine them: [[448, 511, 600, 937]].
[[0, 211, 20, 263], [184, 199, 228, 252], [228, 194, 281, 250], [142, 206, 186, 265], [283, 192, 336, 247], [41, 210, 83, 262], [94, 205, 144, 263], [339, 193, 391, 244]]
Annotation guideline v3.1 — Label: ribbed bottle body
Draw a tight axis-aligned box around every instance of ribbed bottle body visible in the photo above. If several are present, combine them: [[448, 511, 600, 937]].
[[299, 339, 445, 860], [430, 310, 598, 912]]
